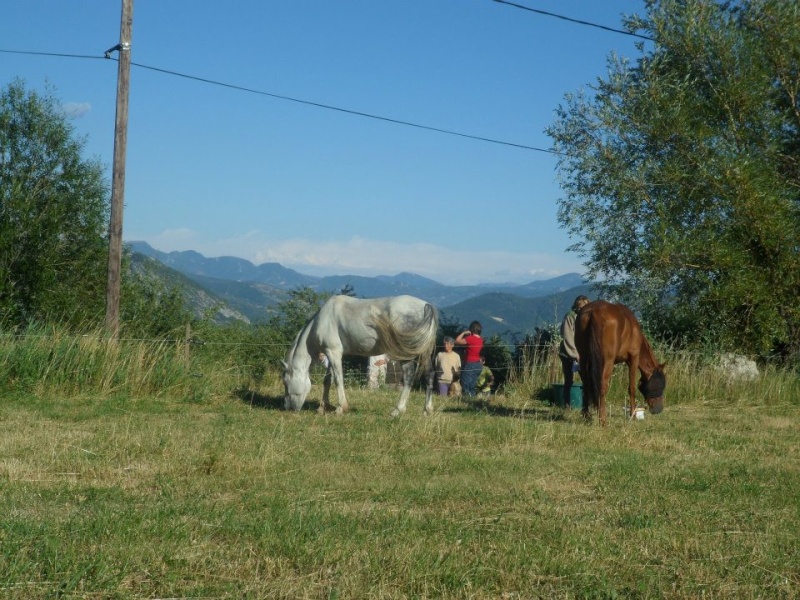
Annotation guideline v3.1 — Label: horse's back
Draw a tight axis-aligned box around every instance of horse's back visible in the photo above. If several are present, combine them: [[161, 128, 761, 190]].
[[316, 295, 436, 358], [576, 300, 644, 364], [322, 294, 430, 327], [381, 294, 430, 323]]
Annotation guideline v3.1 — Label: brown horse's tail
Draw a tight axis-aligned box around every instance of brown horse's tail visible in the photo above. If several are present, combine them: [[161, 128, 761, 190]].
[[583, 318, 604, 410]]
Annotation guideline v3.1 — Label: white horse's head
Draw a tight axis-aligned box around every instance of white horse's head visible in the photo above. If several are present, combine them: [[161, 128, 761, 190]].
[[281, 360, 311, 410]]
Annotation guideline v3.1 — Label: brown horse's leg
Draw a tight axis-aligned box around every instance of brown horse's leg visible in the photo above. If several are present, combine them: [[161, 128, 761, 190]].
[[627, 357, 639, 420], [599, 361, 614, 426], [579, 364, 591, 421]]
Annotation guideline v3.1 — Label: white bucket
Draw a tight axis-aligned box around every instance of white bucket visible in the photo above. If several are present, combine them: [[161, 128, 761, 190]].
[[625, 406, 646, 420]]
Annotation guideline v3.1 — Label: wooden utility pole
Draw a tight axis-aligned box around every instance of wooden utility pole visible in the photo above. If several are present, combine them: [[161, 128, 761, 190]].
[[105, 0, 134, 339]]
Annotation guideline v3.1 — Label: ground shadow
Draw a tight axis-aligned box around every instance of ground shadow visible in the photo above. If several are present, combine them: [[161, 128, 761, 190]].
[[234, 388, 284, 410], [441, 393, 570, 422], [535, 386, 555, 404], [234, 387, 573, 422], [233, 388, 360, 414]]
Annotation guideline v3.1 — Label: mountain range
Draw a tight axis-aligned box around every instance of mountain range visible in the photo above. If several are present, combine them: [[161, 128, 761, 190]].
[[129, 241, 594, 340]]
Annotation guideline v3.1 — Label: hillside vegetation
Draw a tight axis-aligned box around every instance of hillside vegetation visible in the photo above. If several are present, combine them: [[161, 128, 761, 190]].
[[130, 242, 592, 339]]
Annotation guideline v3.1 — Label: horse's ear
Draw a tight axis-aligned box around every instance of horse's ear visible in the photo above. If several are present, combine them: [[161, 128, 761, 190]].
[[281, 360, 288, 371]]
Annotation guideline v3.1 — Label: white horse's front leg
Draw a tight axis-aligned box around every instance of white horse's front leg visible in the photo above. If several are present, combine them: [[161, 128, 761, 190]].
[[320, 368, 333, 415], [391, 361, 415, 417], [331, 358, 349, 414]]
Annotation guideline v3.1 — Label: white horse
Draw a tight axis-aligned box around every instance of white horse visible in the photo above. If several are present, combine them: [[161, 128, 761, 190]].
[[281, 294, 438, 416]]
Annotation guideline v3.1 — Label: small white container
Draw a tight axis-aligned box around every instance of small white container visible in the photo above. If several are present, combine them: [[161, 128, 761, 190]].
[[625, 406, 646, 420]]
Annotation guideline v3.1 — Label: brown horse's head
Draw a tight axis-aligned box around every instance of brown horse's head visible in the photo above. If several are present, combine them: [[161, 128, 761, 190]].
[[639, 365, 666, 414]]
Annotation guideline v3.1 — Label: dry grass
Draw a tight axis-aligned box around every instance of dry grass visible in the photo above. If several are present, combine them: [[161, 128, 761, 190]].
[[1, 367, 799, 599]]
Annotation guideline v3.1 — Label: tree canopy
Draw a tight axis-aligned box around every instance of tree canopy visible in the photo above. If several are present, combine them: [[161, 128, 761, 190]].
[[0, 80, 109, 327], [548, 0, 800, 358]]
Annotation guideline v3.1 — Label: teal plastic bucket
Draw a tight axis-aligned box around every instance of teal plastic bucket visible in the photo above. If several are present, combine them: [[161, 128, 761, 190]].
[[551, 383, 583, 409]]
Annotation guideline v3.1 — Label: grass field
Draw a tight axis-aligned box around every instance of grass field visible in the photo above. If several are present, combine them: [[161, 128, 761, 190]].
[[1, 366, 799, 599]]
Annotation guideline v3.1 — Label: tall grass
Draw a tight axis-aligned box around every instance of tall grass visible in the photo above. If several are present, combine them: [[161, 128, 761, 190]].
[[3, 326, 797, 410], [0, 326, 202, 399], [507, 340, 800, 414]]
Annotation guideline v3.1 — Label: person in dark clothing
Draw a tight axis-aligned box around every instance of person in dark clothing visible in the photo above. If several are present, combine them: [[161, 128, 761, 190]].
[[558, 295, 590, 408]]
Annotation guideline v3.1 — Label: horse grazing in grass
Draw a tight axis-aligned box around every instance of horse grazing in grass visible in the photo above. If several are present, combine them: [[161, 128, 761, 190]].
[[575, 300, 666, 426], [282, 295, 438, 417]]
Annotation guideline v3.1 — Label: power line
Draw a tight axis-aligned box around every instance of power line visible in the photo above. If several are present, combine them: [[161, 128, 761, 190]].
[[0, 47, 556, 154], [128, 60, 557, 154], [1, 0, 655, 132], [0, 48, 106, 61], [491, 0, 654, 41], [3, 0, 655, 154]]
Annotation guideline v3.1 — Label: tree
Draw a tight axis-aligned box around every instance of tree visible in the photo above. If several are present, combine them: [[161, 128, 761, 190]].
[[267, 287, 332, 346], [0, 80, 109, 328], [547, 0, 800, 358], [120, 255, 196, 340]]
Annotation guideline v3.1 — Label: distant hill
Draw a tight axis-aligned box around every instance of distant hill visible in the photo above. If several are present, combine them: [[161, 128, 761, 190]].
[[129, 253, 252, 324], [127, 241, 595, 336], [129, 241, 316, 289], [186, 274, 288, 322], [440, 284, 595, 340], [129, 241, 587, 303]]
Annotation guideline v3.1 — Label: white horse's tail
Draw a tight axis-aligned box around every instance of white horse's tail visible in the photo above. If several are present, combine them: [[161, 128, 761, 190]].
[[373, 302, 438, 371]]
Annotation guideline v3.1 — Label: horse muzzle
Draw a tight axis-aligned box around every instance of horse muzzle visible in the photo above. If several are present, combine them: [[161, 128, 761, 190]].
[[647, 397, 664, 414], [285, 395, 305, 411]]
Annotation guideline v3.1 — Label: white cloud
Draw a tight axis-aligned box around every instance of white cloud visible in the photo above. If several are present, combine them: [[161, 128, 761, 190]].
[[127, 230, 584, 285], [63, 102, 91, 118]]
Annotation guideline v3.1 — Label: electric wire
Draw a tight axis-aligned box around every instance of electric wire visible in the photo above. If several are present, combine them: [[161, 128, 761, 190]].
[[129, 60, 557, 154], [0, 47, 555, 154], [2, 1, 651, 153], [490, 0, 654, 41], [0, 48, 106, 60]]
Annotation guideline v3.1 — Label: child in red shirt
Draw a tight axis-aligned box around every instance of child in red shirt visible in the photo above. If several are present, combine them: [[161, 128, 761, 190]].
[[455, 321, 483, 397]]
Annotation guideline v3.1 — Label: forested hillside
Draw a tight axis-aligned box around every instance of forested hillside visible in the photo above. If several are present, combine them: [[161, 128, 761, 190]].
[[129, 243, 593, 338]]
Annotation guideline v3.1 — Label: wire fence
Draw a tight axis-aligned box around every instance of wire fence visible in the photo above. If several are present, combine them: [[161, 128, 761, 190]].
[[1, 327, 790, 394], [6, 327, 781, 396]]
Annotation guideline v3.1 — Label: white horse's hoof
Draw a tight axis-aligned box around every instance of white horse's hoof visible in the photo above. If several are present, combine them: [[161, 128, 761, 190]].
[[335, 406, 344, 415], [390, 408, 403, 418]]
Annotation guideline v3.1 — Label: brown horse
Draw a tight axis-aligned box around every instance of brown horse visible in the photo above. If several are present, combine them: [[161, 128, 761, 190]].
[[575, 300, 666, 426]]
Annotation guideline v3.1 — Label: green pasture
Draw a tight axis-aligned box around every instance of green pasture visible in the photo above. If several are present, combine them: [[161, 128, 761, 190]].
[[1, 355, 798, 599]]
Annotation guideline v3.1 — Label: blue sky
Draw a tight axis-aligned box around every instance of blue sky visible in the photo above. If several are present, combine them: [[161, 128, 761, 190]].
[[2, 1, 647, 285]]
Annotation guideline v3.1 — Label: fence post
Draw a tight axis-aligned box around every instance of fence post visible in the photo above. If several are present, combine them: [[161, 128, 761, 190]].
[[548, 341, 560, 385], [184, 323, 191, 367]]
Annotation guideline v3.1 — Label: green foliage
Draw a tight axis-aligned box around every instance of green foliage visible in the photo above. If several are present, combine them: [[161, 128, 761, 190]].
[[437, 313, 464, 343], [0, 79, 109, 327], [182, 287, 334, 389], [481, 334, 512, 389], [266, 287, 332, 344], [120, 253, 198, 341], [0, 80, 203, 341], [547, 0, 800, 358], [190, 319, 284, 387], [0, 324, 193, 398]]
